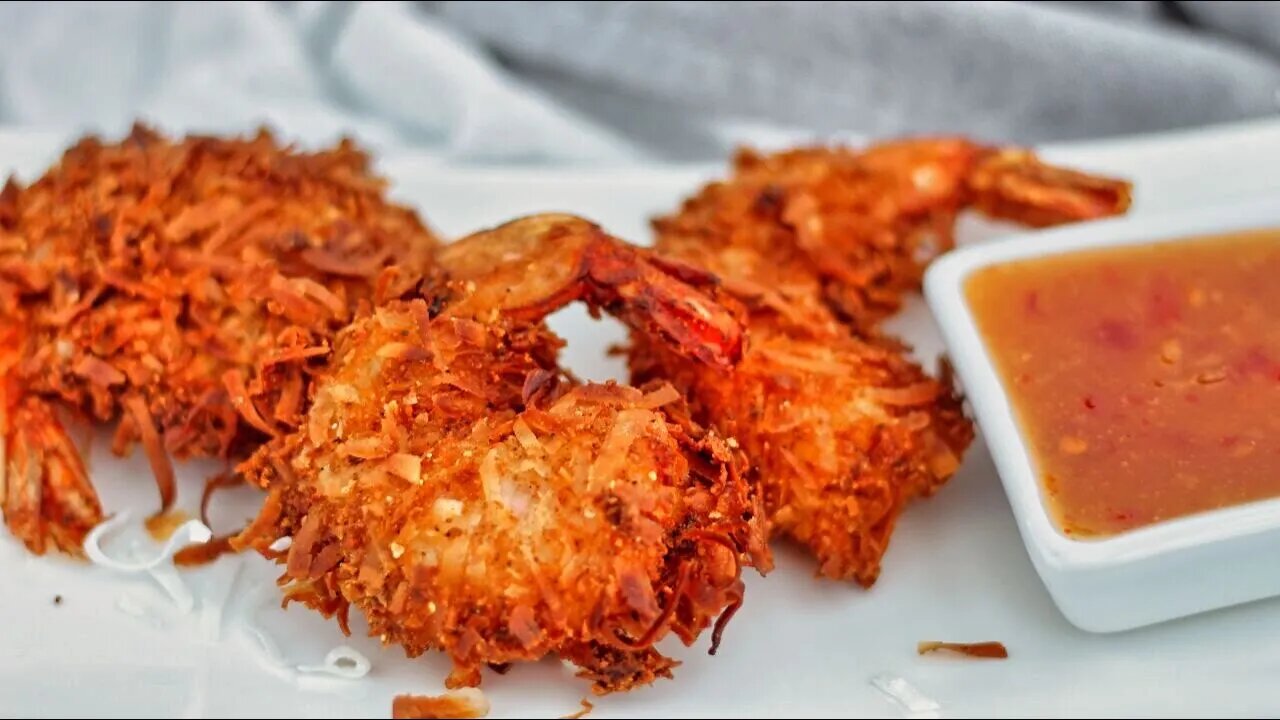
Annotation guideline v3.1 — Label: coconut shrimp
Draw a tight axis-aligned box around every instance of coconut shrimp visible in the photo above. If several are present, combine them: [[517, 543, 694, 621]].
[[655, 138, 1133, 330], [237, 215, 769, 694], [631, 139, 1132, 584], [0, 125, 438, 555]]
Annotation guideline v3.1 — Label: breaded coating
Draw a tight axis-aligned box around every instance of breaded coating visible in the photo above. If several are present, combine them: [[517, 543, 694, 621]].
[[631, 139, 1131, 584], [238, 215, 769, 694], [633, 326, 973, 584], [0, 124, 438, 555], [656, 139, 1131, 329]]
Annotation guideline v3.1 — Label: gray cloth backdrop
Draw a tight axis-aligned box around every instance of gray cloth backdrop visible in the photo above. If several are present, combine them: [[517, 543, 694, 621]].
[[431, 1, 1280, 157], [1, 1, 1278, 163]]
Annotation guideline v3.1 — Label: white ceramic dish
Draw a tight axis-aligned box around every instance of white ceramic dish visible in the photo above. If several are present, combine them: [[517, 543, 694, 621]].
[[925, 197, 1280, 633], [6, 119, 1280, 717]]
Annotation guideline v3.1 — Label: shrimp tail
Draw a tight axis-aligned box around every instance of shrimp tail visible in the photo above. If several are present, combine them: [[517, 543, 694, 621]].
[[578, 236, 744, 368], [439, 214, 745, 369], [0, 320, 103, 556], [967, 147, 1133, 227]]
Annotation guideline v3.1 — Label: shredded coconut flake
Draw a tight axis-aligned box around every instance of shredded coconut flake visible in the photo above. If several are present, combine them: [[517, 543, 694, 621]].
[[870, 673, 941, 718], [148, 563, 197, 613], [86, 512, 212, 612], [240, 623, 297, 683], [200, 559, 242, 640], [296, 645, 373, 679], [115, 591, 169, 630], [85, 511, 213, 572], [240, 612, 373, 688]]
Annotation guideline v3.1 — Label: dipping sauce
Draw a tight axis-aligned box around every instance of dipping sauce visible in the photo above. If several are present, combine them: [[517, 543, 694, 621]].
[[966, 231, 1280, 537]]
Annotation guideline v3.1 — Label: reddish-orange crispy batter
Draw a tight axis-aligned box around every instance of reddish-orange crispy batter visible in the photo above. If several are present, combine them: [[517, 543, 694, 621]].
[[633, 326, 972, 585], [631, 139, 1131, 584], [0, 124, 438, 555], [657, 139, 1132, 330], [238, 215, 769, 694]]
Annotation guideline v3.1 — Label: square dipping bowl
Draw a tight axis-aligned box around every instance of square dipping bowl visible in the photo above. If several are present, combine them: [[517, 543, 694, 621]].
[[924, 196, 1280, 633]]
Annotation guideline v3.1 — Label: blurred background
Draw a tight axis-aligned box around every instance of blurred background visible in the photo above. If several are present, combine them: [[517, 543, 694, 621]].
[[0, 1, 1277, 162]]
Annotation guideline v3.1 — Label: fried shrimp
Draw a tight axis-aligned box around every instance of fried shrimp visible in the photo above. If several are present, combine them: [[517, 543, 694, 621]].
[[0, 124, 438, 555], [656, 138, 1132, 330], [237, 215, 769, 693], [631, 139, 1131, 584]]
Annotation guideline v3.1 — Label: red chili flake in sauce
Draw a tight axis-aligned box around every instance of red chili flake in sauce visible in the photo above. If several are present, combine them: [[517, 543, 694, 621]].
[[1095, 319, 1137, 350], [1024, 290, 1041, 316], [1146, 274, 1183, 326], [966, 230, 1280, 537], [1234, 346, 1274, 377]]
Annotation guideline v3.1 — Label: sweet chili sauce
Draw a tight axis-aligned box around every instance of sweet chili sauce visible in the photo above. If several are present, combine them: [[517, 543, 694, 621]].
[[966, 231, 1280, 537]]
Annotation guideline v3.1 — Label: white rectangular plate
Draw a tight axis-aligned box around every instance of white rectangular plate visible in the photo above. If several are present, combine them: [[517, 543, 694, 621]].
[[4, 119, 1280, 718]]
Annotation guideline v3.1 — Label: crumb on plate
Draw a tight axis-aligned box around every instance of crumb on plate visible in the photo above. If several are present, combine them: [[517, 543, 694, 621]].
[[392, 688, 489, 719], [144, 509, 191, 542], [561, 699, 594, 719], [917, 640, 1008, 659]]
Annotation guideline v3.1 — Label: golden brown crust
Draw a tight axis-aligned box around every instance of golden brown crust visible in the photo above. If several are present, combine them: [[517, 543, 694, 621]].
[[0, 124, 438, 555], [656, 140, 1131, 330], [632, 139, 1130, 584], [239, 216, 768, 693], [632, 325, 972, 585]]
